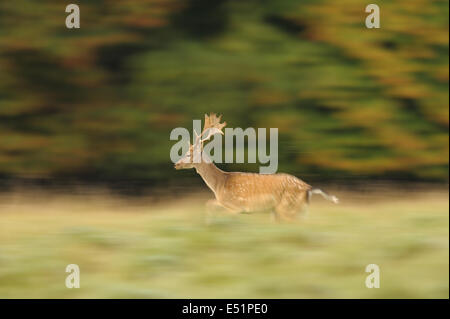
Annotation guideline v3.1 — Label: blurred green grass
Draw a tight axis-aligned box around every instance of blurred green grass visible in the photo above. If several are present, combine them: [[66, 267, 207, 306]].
[[0, 190, 448, 298]]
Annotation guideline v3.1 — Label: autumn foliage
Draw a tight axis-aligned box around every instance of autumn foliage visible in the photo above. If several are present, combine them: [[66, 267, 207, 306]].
[[0, 0, 448, 184]]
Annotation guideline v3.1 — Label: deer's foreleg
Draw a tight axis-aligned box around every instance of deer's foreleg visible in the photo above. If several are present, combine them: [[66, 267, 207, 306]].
[[205, 199, 240, 224]]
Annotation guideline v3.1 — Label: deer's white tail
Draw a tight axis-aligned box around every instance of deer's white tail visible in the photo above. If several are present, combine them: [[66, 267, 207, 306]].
[[308, 188, 339, 204]]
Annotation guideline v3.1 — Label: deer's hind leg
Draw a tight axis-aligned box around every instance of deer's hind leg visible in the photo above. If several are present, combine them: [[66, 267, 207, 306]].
[[275, 190, 309, 222]]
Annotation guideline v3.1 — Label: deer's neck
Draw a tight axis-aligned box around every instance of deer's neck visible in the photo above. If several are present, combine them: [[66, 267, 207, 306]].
[[194, 162, 226, 196]]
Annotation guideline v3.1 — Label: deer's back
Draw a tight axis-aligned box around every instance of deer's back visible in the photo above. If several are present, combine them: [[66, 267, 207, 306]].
[[217, 172, 311, 212]]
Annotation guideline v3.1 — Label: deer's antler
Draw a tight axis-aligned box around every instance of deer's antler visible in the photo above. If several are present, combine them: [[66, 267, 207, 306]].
[[194, 113, 226, 146]]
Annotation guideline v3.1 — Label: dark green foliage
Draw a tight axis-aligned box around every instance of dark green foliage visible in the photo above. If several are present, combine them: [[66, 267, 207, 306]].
[[0, 0, 448, 185]]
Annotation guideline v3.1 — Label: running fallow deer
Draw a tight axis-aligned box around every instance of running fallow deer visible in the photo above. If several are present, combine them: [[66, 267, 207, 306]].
[[174, 113, 338, 221]]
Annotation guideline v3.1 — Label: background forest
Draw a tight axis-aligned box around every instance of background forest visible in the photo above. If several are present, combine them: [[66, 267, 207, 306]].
[[0, 0, 448, 188]]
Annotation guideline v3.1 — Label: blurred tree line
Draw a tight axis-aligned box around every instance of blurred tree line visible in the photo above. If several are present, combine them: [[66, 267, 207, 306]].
[[0, 0, 448, 187]]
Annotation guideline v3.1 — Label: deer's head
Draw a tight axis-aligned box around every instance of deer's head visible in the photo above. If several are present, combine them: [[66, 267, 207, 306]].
[[174, 113, 226, 170]]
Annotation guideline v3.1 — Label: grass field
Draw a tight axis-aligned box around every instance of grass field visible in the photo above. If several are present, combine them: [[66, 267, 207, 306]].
[[0, 188, 448, 298]]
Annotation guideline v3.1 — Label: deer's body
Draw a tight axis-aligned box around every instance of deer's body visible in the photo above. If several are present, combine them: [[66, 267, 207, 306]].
[[195, 162, 312, 219], [175, 113, 338, 221]]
